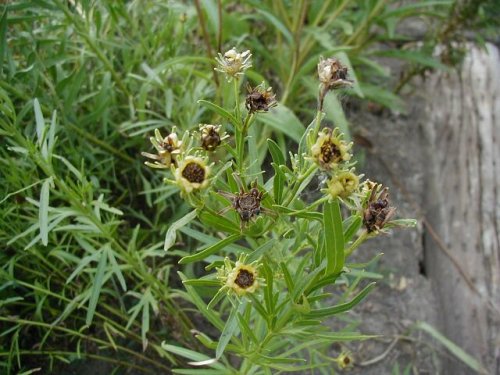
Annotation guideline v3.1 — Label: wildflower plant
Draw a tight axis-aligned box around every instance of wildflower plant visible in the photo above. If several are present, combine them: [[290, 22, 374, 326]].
[[144, 49, 416, 372]]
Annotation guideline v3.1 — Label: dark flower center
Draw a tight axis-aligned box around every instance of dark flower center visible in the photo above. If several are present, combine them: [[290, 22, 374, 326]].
[[235, 269, 255, 289], [320, 141, 341, 163], [182, 162, 205, 183]]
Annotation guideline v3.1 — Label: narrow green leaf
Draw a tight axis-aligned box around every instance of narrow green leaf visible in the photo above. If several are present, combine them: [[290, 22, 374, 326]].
[[107, 250, 127, 291], [178, 272, 225, 331], [382, 1, 451, 20], [359, 82, 406, 112], [216, 302, 242, 359], [343, 215, 362, 243], [267, 139, 286, 166], [141, 298, 150, 350], [273, 205, 323, 221], [164, 210, 198, 251], [182, 279, 220, 287], [33, 98, 48, 158], [199, 209, 240, 234], [86, 247, 108, 325], [179, 234, 242, 264], [262, 262, 274, 314], [247, 239, 276, 262], [257, 105, 303, 143], [415, 322, 488, 374], [335, 52, 364, 98], [306, 282, 376, 318], [271, 163, 285, 204], [198, 99, 238, 127], [323, 199, 345, 275], [162, 343, 224, 370], [280, 262, 294, 293], [39, 178, 51, 246], [254, 9, 293, 44], [374, 49, 451, 71], [0, 9, 7, 75]]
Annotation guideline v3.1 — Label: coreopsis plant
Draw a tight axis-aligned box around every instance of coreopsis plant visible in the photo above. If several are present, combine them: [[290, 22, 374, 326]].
[[142, 48, 415, 372]]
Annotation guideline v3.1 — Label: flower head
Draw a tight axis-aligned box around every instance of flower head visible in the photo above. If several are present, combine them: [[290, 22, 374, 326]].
[[317, 57, 353, 111], [318, 57, 352, 89], [334, 351, 354, 370], [310, 128, 352, 170], [245, 83, 277, 113], [362, 182, 396, 233], [174, 156, 210, 193], [142, 128, 182, 168], [199, 124, 228, 151], [215, 47, 252, 81], [217, 255, 260, 296], [325, 170, 359, 200]]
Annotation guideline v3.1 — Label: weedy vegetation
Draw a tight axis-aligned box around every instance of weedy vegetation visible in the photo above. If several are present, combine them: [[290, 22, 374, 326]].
[[0, 0, 495, 374]]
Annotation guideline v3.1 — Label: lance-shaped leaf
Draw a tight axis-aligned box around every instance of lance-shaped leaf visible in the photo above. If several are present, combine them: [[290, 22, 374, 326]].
[[323, 199, 345, 275]]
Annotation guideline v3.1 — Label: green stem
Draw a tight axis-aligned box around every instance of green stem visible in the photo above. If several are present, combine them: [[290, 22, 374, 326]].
[[282, 164, 317, 207], [345, 230, 369, 257]]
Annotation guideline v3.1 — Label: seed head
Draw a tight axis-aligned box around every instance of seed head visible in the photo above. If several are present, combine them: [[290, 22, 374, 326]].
[[215, 47, 252, 81], [245, 83, 277, 113], [317, 57, 351, 89], [317, 57, 353, 111], [362, 183, 396, 233], [199, 124, 228, 151]]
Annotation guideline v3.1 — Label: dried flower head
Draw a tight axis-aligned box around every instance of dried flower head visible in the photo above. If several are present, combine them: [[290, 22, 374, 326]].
[[215, 47, 252, 81], [318, 57, 351, 89], [245, 83, 277, 113], [199, 124, 228, 151], [217, 255, 260, 296], [174, 156, 210, 193], [141, 128, 182, 168], [218, 177, 273, 229], [335, 351, 354, 370], [310, 128, 352, 170], [325, 170, 359, 200], [317, 57, 353, 111], [362, 183, 396, 233]]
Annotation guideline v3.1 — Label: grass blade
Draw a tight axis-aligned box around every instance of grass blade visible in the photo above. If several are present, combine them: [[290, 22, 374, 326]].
[[164, 210, 198, 251], [415, 322, 488, 374], [39, 178, 51, 246], [86, 247, 108, 325]]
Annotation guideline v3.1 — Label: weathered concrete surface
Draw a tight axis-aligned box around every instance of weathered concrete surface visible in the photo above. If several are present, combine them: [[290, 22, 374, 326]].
[[422, 43, 500, 374]]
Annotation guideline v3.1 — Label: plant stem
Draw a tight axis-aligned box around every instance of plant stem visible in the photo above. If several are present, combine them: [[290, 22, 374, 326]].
[[282, 164, 317, 207], [345, 230, 369, 257]]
